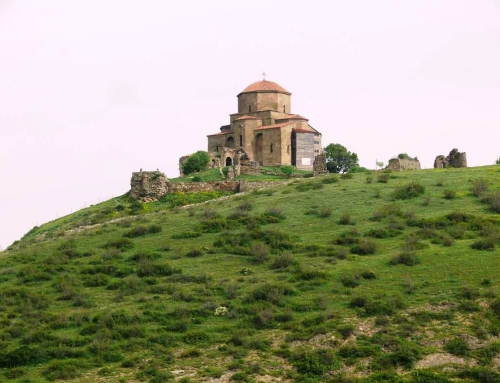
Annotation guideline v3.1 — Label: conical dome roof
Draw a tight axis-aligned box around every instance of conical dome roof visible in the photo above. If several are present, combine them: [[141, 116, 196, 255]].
[[239, 80, 290, 95]]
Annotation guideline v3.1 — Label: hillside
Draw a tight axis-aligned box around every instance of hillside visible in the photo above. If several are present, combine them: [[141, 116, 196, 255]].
[[2, 166, 500, 383]]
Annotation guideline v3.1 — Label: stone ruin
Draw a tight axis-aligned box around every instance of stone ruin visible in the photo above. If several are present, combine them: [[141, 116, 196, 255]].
[[130, 170, 169, 202], [387, 157, 421, 171], [434, 149, 467, 169], [313, 153, 328, 176]]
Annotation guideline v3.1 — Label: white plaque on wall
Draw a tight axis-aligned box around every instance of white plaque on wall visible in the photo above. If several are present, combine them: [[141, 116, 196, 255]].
[[302, 158, 311, 166]]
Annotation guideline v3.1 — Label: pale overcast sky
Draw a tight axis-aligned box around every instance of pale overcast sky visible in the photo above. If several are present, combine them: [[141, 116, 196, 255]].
[[1, 1, 500, 249]]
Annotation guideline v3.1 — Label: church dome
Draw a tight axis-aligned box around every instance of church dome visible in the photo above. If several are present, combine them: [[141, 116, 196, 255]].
[[239, 80, 291, 95]]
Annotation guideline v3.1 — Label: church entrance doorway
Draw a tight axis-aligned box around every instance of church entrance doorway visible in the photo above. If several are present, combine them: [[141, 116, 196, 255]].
[[226, 157, 233, 166]]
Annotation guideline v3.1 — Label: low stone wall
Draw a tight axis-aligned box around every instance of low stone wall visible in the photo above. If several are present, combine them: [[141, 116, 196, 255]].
[[387, 158, 421, 171], [168, 181, 239, 194], [130, 171, 289, 202]]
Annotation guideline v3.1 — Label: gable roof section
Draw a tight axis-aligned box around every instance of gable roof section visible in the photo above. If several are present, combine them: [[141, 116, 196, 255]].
[[292, 128, 314, 134], [234, 115, 259, 121], [207, 131, 234, 137], [254, 122, 294, 131]]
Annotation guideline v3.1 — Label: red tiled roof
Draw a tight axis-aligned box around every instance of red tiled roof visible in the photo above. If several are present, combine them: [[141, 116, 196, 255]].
[[277, 114, 309, 121], [207, 131, 234, 137], [239, 80, 290, 95], [234, 115, 259, 121], [292, 128, 314, 133], [255, 122, 294, 131]]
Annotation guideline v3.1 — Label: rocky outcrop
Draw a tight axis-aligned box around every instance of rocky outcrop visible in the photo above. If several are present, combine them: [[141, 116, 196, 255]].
[[434, 149, 467, 168], [313, 153, 328, 176], [130, 171, 169, 202], [387, 158, 421, 171]]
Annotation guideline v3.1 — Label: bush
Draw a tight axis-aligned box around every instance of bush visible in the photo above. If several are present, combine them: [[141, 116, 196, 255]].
[[390, 251, 419, 266], [182, 151, 210, 175], [250, 243, 269, 264], [192, 175, 202, 182], [339, 213, 352, 225], [319, 206, 332, 218], [123, 225, 162, 238], [473, 178, 489, 197], [271, 252, 295, 270], [102, 238, 134, 251], [471, 237, 496, 251], [172, 231, 201, 239], [321, 176, 339, 184], [445, 337, 470, 356], [351, 239, 377, 255], [377, 173, 390, 183], [444, 189, 456, 199], [481, 192, 500, 213], [280, 165, 295, 178], [292, 348, 340, 376], [341, 274, 360, 288], [392, 181, 425, 200], [186, 249, 204, 258]]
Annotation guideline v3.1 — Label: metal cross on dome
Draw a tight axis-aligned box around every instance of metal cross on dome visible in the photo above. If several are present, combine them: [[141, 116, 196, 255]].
[[262, 71, 266, 80]]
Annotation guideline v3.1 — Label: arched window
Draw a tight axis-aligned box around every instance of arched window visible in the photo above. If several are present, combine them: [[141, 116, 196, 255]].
[[287, 145, 290, 154], [226, 136, 235, 148], [216, 145, 219, 153], [270, 143, 273, 153], [249, 105, 251, 112], [283, 105, 286, 113], [239, 135, 243, 146], [226, 157, 232, 166]]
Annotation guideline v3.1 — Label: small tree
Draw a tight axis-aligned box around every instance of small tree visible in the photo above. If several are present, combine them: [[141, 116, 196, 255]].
[[182, 151, 210, 175], [323, 143, 359, 173], [495, 157, 500, 165]]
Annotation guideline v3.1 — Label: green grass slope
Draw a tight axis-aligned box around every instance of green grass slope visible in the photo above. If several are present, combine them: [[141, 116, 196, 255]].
[[2, 166, 500, 383]]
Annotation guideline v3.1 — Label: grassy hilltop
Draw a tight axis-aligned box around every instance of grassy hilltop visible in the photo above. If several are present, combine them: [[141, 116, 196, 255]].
[[2, 166, 500, 382]]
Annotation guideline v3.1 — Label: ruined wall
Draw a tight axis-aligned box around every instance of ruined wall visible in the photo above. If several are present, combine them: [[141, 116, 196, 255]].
[[130, 171, 169, 202], [434, 149, 467, 168], [387, 158, 421, 171], [130, 171, 291, 202], [313, 153, 328, 175]]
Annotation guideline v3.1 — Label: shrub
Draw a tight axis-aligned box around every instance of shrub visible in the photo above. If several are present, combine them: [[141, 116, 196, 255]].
[[334, 229, 360, 245], [292, 348, 340, 376], [250, 243, 269, 264], [366, 176, 373, 184], [192, 175, 202, 182], [102, 238, 134, 251], [182, 151, 210, 175], [172, 231, 201, 239], [123, 226, 148, 238], [444, 189, 456, 199], [339, 213, 352, 225], [377, 173, 390, 183], [472, 178, 489, 197], [186, 249, 204, 258], [341, 173, 353, 179], [263, 207, 285, 220], [471, 237, 496, 251], [392, 181, 425, 200], [270, 252, 295, 270], [319, 206, 332, 218], [445, 337, 470, 356], [390, 251, 419, 266], [351, 239, 377, 255], [251, 283, 295, 304], [341, 274, 360, 288], [481, 192, 500, 213], [322, 176, 339, 184], [280, 165, 295, 178]]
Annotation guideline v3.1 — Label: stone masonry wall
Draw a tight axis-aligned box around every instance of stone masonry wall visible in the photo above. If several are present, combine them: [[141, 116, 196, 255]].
[[130, 171, 169, 202], [387, 158, 421, 171], [130, 171, 288, 202], [313, 153, 328, 175]]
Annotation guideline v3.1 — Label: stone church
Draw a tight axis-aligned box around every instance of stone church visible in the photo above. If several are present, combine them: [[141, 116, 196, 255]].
[[207, 79, 322, 171]]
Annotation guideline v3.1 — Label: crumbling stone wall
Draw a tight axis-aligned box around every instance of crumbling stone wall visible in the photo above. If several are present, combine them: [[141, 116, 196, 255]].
[[387, 158, 421, 171], [434, 149, 467, 168], [313, 153, 328, 176], [130, 170, 291, 202], [130, 171, 169, 202]]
